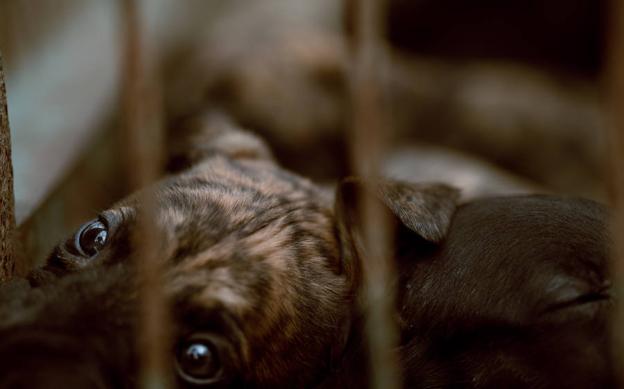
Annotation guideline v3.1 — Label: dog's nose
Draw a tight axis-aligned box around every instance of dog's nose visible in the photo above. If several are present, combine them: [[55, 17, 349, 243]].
[[0, 332, 111, 389]]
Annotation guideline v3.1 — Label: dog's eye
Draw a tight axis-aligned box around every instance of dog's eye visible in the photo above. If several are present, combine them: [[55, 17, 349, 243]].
[[74, 220, 108, 258], [176, 337, 222, 385]]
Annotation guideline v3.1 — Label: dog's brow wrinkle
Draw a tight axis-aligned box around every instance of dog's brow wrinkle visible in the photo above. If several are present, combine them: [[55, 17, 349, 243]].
[[115, 206, 135, 222]]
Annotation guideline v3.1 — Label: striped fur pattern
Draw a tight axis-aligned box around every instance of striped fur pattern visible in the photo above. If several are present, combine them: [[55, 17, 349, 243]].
[[23, 112, 354, 388], [0, 110, 612, 388]]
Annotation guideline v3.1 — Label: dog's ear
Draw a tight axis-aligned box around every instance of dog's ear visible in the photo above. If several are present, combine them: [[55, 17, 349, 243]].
[[167, 110, 275, 172], [334, 178, 460, 288]]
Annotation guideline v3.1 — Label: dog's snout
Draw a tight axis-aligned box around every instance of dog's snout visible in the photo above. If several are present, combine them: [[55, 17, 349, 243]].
[[0, 368, 109, 389], [0, 332, 112, 389]]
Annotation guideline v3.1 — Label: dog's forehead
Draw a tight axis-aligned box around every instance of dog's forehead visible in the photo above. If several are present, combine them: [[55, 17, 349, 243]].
[[450, 195, 610, 267], [112, 157, 331, 254], [103, 155, 338, 292], [424, 195, 610, 320], [89, 158, 341, 339]]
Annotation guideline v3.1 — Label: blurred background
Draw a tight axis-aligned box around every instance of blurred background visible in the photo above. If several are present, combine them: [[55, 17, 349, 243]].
[[0, 0, 610, 270]]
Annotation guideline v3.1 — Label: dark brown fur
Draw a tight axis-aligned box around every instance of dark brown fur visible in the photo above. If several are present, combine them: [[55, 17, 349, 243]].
[[28, 112, 351, 388], [0, 111, 615, 388]]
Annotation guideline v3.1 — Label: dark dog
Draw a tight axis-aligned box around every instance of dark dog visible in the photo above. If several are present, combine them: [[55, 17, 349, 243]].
[[0, 113, 614, 388]]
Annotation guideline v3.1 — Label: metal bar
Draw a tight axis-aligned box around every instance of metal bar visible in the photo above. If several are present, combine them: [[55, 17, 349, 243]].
[[608, 0, 624, 384], [0, 51, 16, 281], [119, 1, 170, 388], [350, 1, 401, 388], [120, 0, 163, 192]]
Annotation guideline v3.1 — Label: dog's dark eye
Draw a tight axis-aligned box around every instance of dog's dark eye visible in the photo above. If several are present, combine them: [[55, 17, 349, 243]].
[[176, 337, 222, 385], [74, 220, 108, 257]]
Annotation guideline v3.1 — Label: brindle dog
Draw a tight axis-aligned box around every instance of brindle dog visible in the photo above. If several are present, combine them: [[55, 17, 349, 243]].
[[0, 112, 615, 388]]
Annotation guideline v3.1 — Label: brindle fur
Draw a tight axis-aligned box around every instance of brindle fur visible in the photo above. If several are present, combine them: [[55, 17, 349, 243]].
[[27, 112, 353, 388], [0, 110, 615, 388]]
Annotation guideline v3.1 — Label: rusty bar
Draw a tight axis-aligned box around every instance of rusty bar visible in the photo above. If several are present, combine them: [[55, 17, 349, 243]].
[[120, 0, 163, 191], [119, 1, 170, 388], [350, 0, 401, 388], [609, 0, 624, 384], [0, 51, 15, 281], [0, 51, 16, 282]]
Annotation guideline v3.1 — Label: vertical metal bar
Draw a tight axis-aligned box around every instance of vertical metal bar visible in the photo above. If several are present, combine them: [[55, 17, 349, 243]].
[[608, 0, 624, 384], [120, 0, 163, 192], [350, 1, 401, 388], [119, 1, 170, 388], [0, 51, 16, 282]]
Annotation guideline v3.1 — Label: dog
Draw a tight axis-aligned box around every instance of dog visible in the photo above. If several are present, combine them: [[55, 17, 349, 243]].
[[0, 112, 615, 388]]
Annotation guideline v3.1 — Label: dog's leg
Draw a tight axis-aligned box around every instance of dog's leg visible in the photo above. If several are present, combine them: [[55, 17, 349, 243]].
[[167, 110, 275, 172]]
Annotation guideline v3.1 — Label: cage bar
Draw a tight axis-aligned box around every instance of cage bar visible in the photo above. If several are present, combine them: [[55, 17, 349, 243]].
[[608, 0, 624, 384], [119, 0, 171, 388], [350, 0, 401, 388], [119, 0, 164, 192], [0, 51, 16, 282]]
